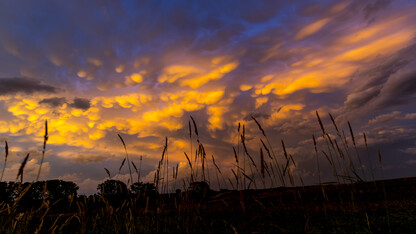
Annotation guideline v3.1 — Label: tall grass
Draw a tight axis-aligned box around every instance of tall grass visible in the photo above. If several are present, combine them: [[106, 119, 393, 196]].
[[0, 141, 8, 182], [118, 134, 134, 185], [0, 112, 413, 233], [36, 120, 48, 181]]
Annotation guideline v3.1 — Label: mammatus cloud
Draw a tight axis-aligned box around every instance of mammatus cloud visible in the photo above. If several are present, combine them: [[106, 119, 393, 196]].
[[39, 97, 67, 107], [0, 77, 58, 95], [70, 98, 91, 110], [39, 97, 91, 110], [0, 1, 415, 193]]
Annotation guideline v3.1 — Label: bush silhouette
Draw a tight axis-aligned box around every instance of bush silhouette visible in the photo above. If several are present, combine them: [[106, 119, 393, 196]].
[[97, 179, 128, 205], [188, 181, 211, 200]]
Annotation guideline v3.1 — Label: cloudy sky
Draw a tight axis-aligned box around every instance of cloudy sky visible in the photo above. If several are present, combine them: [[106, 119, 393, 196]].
[[0, 0, 415, 194]]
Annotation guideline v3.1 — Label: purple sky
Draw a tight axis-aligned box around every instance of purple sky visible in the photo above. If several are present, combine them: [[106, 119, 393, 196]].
[[0, 0, 415, 194]]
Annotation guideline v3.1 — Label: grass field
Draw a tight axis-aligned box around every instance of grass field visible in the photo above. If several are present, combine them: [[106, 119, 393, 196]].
[[0, 113, 414, 233]]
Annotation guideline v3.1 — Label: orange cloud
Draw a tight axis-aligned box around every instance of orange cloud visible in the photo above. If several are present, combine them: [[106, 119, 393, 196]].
[[295, 18, 330, 41]]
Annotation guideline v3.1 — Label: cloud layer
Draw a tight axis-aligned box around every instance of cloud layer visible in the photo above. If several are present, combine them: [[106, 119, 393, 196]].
[[0, 0, 416, 194]]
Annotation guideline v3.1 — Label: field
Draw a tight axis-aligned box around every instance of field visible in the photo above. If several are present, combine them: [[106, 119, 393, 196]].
[[1, 177, 416, 233], [0, 114, 415, 233]]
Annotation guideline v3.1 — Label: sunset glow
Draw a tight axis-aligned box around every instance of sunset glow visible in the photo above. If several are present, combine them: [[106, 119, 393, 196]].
[[0, 0, 415, 194]]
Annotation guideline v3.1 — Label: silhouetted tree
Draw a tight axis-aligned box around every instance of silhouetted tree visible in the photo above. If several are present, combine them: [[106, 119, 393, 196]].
[[189, 181, 211, 200], [130, 182, 156, 195], [46, 180, 78, 201], [130, 182, 157, 204], [97, 180, 128, 205], [0, 182, 15, 203], [10, 180, 79, 208]]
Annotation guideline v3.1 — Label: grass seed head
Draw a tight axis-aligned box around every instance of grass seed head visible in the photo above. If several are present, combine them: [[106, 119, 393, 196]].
[[104, 168, 111, 178], [251, 116, 266, 137], [190, 116, 198, 137], [316, 111, 326, 135], [312, 135, 317, 153], [17, 153, 30, 182], [348, 121, 356, 146], [119, 158, 126, 173]]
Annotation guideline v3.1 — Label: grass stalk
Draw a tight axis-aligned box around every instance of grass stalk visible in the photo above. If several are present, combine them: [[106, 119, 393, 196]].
[[184, 152, 194, 183], [348, 122, 366, 180], [241, 133, 258, 189], [36, 120, 48, 181], [118, 134, 133, 185], [251, 116, 285, 186], [16, 153, 30, 183], [0, 141, 8, 182], [316, 111, 339, 183], [312, 135, 321, 184], [378, 149, 391, 232], [139, 156, 143, 183], [104, 168, 111, 179], [363, 133, 375, 181]]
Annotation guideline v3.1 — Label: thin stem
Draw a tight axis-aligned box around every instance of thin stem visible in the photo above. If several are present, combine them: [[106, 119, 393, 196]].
[[36, 120, 48, 181]]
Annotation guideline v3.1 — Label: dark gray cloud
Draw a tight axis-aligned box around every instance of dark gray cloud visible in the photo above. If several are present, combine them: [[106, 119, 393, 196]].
[[39, 97, 92, 110], [39, 97, 67, 107], [345, 87, 381, 109], [374, 69, 416, 109], [363, 0, 393, 20], [70, 98, 90, 110], [0, 77, 58, 95], [244, 112, 271, 121], [345, 44, 416, 109]]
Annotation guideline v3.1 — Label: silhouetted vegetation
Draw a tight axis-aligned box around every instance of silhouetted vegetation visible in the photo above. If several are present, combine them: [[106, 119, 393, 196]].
[[97, 179, 128, 205], [0, 114, 416, 233]]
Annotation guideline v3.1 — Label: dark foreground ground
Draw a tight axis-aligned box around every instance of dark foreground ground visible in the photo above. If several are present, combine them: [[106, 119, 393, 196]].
[[2, 177, 416, 233]]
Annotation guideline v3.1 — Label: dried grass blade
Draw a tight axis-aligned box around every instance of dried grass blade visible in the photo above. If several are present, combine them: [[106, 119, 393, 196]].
[[348, 121, 356, 146], [363, 132, 368, 147], [316, 111, 325, 134], [211, 155, 221, 174], [117, 133, 134, 183], [36, 120, 48, 181], [233, 147, 238, 163], [119, 158, 126, 173], [260, 139, 273, 160], [378, 149, 382, 166], [322, 151, 332, 166], [17, 153, 30, 182], [188, 120, 192, 138], [260, 147, 265, 178], [132, 161, 138, 173], [334, 139, 345, 159], [190, 116, 198, 137], [241, 136, 256, 167], [241, 172, 254, 184], [312, 135, 318, 153], [283, 158, 290, 176], [231, 169, 238, 186], [290, 155, 296, 167], [251, 116, 266, 137], [184, 152, 192, 169], [5, 141, 8, 158], [1, 141, 8, 181], [104, 168, 111, 178], [118, 134, 126, 150], [328, 113, 339, 133], [281, 140, 288, 160]]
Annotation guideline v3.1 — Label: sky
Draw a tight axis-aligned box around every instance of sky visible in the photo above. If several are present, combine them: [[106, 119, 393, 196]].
[[0, 0, 415, 194]]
